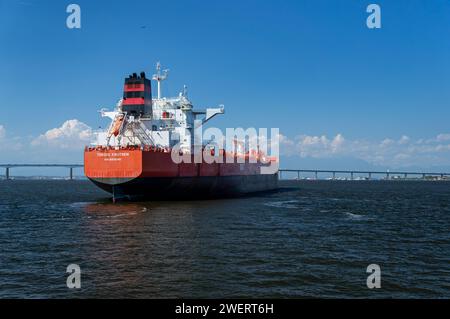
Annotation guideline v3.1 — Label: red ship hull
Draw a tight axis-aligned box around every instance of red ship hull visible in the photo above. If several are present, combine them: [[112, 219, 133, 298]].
[[84, 147, 279, 200]]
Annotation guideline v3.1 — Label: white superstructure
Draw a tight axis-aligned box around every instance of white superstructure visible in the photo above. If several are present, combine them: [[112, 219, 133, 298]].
[[95, 63, 224, 153]]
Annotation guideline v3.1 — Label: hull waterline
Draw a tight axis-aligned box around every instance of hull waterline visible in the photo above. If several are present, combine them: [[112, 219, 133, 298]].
[[89, 173, 279, 201]]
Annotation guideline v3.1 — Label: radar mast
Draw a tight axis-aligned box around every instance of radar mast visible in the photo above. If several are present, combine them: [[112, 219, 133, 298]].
[[152, 62, 169, 99]]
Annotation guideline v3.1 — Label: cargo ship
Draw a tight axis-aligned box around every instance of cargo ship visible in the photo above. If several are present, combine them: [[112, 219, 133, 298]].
[[84, 63, 278, 201]]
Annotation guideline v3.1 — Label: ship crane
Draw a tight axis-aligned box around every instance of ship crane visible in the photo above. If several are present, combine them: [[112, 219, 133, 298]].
[[192, 105, 225, 126]]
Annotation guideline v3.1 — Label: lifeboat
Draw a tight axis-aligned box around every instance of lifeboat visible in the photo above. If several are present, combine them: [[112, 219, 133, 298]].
[[109, 115, 125, 137]]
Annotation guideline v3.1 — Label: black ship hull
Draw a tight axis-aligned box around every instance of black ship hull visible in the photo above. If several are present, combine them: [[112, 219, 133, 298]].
[[89, 173, 279, 201]]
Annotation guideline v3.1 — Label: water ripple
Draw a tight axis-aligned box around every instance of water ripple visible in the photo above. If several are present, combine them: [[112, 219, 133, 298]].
[[0, 180, 449, 298]]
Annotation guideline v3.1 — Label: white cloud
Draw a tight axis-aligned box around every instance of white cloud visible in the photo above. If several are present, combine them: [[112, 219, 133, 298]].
[[280, 132, 450, 168], [330, 133, 345, 152], [0, 124, 23, 152], [3, 118, 450, 170], [398, 135, 410, 145], [280, 133, 346, 158], [0, 125, 5, 139], [31, 119, 93, 150], [380, 138, 394, 148], [436, 133, 450, 142]]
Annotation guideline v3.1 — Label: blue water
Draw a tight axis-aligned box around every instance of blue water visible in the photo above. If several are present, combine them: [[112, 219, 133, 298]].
[[0, 180, 449, 298]]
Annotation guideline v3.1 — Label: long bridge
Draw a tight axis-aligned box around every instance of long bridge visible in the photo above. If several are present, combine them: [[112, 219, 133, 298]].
[[0, 164, 84, 180], [0, 165, 449, 181], [278, 169, 450, 180]]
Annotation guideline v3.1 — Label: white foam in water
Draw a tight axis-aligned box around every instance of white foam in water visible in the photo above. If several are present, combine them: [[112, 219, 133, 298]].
[[264, 200, 300, 209], [108, 212, 138, 218], [69, 202, 93, 208], [343, 212, 371, 220]]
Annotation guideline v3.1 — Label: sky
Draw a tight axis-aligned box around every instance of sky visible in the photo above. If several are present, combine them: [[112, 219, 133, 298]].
[[1, 0, 450, 174]]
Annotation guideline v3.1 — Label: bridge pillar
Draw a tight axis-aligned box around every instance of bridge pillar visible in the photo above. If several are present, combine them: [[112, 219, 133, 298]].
[[333, 172, 336, 180], [387, 173, 390, 180], [279, 171, 282, 180], [422, 173, 426, 180], [69, 167, 73, 180], [404, 173, 407, 179], [5, 167, 10, 180], [315, 171, 318, 180], [368, 172, 372, 180], [351, 172, 354, 180], [297, 171, 300, 180]]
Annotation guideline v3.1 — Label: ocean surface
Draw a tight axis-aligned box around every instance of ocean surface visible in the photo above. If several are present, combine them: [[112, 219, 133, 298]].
[[0, 180, 449, 298]]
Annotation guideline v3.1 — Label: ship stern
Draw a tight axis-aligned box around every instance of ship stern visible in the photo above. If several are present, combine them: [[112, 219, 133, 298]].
[[84, 147, 143, 196]]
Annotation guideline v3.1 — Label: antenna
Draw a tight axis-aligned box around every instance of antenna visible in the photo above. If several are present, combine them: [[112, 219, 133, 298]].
[[152, 61, 169, 99]]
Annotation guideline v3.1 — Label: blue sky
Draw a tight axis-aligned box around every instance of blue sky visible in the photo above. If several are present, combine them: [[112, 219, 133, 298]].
[[1, 0, 450, 172]]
